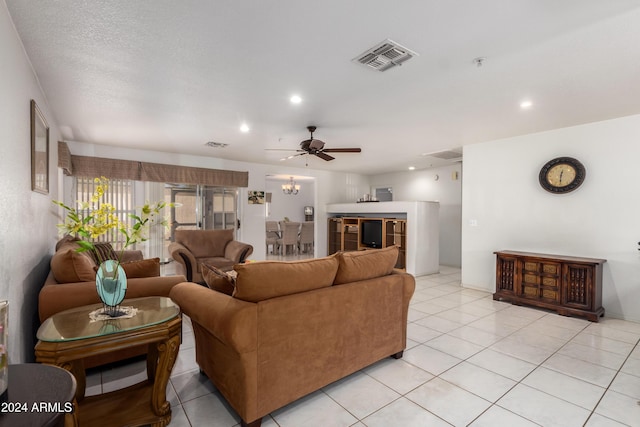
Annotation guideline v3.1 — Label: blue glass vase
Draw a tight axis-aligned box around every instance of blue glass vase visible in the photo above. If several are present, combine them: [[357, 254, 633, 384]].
[[96, 260, 127, 317]]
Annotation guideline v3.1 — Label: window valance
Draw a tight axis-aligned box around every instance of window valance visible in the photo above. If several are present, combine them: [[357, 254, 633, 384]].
[[58, 141, 248, 187]]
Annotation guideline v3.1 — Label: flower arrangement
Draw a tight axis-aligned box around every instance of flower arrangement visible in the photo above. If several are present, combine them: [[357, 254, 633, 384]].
[[53, 176, 174, 262]]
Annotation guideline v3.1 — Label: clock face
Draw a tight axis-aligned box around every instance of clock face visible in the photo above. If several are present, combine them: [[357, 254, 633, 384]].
[[539, 157, 586, 193], [546, 164, 577, 187]]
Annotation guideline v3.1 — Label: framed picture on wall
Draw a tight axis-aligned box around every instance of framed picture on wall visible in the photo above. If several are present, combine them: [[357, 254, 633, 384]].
[[248, 191, 265, 204], [31, 99, 49, 194]]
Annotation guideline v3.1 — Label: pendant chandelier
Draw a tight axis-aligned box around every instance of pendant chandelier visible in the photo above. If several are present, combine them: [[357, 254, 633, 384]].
[[282, 176, 300, 195]]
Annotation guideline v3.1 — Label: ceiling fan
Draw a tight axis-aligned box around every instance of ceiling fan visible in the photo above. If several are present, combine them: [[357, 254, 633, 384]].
[[267, 126, 362, 161]]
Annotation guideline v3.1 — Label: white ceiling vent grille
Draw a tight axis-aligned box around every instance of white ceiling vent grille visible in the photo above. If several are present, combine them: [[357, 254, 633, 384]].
[[205, 141, 228, 148], [353, 39, 418, 72], [428, 150, 462, 160], [422, 148, 463, 162]]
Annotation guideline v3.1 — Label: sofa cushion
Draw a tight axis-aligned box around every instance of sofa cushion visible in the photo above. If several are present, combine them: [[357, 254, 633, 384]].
[[334, 245, 399, 285], [50, 243, 97, 283], [233, 256, 339, 303], [175, 229, 234, 258], [202, 263, 235, 295], [121, 258, 161, 278]]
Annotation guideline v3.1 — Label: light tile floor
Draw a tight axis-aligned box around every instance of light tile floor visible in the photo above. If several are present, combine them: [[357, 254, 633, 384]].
[[87, 266, 640, 426]]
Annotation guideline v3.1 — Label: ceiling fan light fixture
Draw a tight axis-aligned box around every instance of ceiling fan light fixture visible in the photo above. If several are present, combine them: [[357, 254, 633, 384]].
[[309, 139, 324, 150], [267, 125, 361, 162]]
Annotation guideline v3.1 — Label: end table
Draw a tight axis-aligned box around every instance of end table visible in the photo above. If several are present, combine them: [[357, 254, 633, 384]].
[[35, 297, 181, 427]]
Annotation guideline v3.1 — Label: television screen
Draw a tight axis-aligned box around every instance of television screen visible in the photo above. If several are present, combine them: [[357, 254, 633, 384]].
[[361, 220, 382, 248]]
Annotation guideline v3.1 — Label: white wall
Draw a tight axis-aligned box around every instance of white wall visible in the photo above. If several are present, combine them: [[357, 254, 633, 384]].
[[1, 1, 60, 363], [266, 178, 314, 223], [369, 163, 462, 267], [462, 114, 640, 322], [65, 141, 370, 260]]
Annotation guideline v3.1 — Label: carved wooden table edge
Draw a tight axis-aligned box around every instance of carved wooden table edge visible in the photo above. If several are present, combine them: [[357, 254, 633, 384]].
[[35, 315, 182, 427]]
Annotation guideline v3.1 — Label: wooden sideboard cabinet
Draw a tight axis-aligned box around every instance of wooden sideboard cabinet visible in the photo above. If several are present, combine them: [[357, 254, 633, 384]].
[[494, 251, 606, 322]]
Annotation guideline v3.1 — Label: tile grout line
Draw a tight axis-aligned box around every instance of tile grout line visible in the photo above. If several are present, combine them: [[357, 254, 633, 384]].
[[408, 290, 628, 426]]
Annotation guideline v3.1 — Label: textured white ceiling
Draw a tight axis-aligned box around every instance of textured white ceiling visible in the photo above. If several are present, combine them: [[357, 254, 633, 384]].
[[6, 0, 640, 174]]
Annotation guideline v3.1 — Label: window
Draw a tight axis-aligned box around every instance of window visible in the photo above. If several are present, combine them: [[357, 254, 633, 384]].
[[74, 177, 135, 250]]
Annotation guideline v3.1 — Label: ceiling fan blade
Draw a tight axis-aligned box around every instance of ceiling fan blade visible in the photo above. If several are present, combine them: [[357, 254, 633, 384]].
[[315, 152, 335, 161], [280, 152, 307, 161], [322, 148, 362, 153], [265, 148, 305, 152]]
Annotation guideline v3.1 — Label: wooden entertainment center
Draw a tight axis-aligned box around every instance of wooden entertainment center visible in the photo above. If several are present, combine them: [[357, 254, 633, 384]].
[[493, 251, 606, 322], [328, 217, 407, 269], [326, 201, 439, 276]]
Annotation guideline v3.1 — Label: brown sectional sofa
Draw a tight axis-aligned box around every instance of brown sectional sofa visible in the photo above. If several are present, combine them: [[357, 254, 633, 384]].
[[39, 237, 186, 367], [170, 245, 415, 427]]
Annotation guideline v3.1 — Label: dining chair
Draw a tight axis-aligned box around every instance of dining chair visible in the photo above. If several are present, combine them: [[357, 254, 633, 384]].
[[266, 221, 279, 254], [276, 222, 300, 255], [298, 221, 314, 253]]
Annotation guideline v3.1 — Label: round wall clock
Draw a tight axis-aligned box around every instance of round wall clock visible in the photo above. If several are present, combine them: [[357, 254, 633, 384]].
[[539, 157, 586, 194]]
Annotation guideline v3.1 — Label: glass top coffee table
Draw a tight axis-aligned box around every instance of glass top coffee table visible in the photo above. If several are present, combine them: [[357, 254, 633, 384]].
[[35, 297, 181, 427]]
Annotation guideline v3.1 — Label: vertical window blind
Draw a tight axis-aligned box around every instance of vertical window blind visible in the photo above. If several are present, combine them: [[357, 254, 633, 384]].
[[75, 177, 134, 250]]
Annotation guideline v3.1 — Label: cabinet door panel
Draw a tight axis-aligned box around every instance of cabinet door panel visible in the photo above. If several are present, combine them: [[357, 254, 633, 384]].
[[521, 285, 539, 298], [562, 264, 593, 310], [496, 256, 517, 294], [541, 288, 559, 300]]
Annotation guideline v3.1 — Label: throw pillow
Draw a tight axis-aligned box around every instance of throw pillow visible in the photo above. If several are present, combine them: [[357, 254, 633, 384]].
[[50, 245, 97, 283], [233, 256, 339, 303], [201, 263, 235, 295], [120, 258, 161, 278], [87, 242, 119, 265], [334, 245, 399, 285]]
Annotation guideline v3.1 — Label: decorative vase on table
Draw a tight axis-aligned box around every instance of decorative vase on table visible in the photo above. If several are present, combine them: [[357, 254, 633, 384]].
[[96, 260, 127, 317], [0, 300, 8, 402]]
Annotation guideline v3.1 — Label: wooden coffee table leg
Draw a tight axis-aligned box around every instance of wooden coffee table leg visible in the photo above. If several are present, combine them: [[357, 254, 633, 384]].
[[64, 360, 86, 402], [150, 333, 181, 418], [147, 343, 159, 381]]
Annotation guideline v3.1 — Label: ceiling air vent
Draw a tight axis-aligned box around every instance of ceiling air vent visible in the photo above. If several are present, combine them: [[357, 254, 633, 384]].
[[422, 148, 463, 163], [205, 141, 228, 148], [353, 39, 418, 72]]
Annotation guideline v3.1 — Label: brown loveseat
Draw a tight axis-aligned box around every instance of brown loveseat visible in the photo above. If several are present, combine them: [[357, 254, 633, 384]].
[[169, 245, 415, 427], [169, 229, 253, 283], [39, 237, 186, 367]]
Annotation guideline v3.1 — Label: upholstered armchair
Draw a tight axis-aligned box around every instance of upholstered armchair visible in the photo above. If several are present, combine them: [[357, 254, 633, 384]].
[[169, 229, 253, 283]]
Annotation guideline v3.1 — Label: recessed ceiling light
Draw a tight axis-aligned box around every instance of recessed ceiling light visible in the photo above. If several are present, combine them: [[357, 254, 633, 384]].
[[408, 166, 416, 171], [240, 123, 250, 133], [520, 100, 533, 109], [290, 95, 302, 104]]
